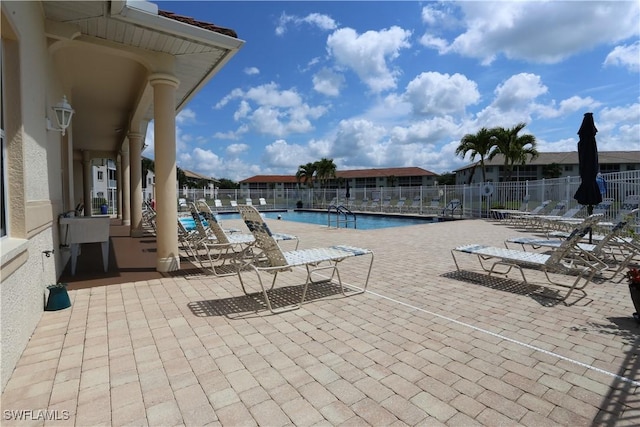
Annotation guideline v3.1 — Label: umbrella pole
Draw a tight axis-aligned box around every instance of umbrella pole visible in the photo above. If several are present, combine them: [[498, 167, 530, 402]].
[[587, 205, 593, 244]]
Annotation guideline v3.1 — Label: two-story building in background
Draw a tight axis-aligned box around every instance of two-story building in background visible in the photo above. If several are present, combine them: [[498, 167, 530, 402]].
[[454, 151, 640, 185]]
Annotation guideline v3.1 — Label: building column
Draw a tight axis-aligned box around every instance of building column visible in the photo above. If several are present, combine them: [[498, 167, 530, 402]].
[[150, 73, 180, 272], [120, 148, 131, 227], [129, 133, 143, 236], [82, 150, 92, 216]]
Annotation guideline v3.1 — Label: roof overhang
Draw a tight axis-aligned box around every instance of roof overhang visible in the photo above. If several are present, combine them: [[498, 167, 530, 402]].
[[43, 0, 244, 155]]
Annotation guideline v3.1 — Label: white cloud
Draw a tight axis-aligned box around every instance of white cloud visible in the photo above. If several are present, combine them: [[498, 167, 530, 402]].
[[275, 12, 337, 36], [604, 42, 640, 72], [243, 67, 260, 75], [492, 73, 548, 111], [403, 72, 480, 116], [536, 96, 601, 119], [327, 26, 412, 93], [226, 143, 249, 156], [312, 67, 345, 97], [215, 82, 328, 137], [176, 108, 196, 125], [263, 139, 315, 168], [428, 2, 640, 65]]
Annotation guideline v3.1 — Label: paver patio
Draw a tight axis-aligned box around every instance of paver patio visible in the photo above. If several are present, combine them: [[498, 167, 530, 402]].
[[1, 217, 639, 426]]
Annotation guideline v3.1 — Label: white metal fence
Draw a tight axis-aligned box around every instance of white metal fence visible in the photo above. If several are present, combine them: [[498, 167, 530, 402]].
[[93, 170, 640, 224]]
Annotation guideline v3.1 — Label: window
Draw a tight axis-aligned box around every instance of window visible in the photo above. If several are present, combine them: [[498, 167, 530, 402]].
[[97, 170, 104, 181], [600, 164, 620, 173]]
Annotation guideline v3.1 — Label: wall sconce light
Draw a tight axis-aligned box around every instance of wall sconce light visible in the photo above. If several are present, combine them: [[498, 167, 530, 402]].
[[47, 95, 74, 136]]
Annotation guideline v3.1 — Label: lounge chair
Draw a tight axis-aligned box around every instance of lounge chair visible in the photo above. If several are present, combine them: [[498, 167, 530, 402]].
[[408, 196, 423, 213], [236, 205, 374, 314], [505, 214, 638, 281], [505, 200, 552, 226], [230, 200, 238, 208], [369, 198, 380, 211], [451, 214, 609, 303], [213, 199, 223, 211], [391, 197, 406, 213], [517, 200, 568, 229], [442, 199, 461, 217], [245, 198, 253, 206], [422, 197, 442, 214], [356, 199, 369, 211], [557, 195, 639, 233], [258, 197, 268, 209], [189, 203, 299, 276], [490, 198, 529, 221], [381, 196, 392, 211]]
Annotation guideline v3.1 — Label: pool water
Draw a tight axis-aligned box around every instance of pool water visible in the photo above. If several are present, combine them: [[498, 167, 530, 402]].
[[218, 210, 439, 230]]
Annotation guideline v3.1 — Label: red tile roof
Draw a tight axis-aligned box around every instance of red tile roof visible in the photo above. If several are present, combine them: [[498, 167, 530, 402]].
[[159, 11, 238, 38], [240, 167, 438, 183]]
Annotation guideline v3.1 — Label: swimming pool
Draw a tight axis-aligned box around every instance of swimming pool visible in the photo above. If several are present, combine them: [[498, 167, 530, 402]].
[[217, 210, 440, 230]]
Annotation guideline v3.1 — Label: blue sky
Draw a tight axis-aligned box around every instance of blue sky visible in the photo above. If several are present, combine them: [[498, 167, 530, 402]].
[[142, 1, 640, 181]]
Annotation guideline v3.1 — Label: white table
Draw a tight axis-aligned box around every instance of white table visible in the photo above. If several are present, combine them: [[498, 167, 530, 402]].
[[59, 216, 110, 275]]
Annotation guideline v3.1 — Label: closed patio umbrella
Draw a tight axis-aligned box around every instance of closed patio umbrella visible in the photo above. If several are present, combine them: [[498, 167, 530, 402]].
[[345, 180, 350, 199], [573, 112, 602, 242]]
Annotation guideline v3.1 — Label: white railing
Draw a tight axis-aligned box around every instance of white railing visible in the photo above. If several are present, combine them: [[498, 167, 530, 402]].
[[91, 170, 639, 223]]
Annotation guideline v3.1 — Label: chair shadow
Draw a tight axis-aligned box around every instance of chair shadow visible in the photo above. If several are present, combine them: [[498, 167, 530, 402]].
[[188, 280, 355, 318], [442, 270, 593, 307]]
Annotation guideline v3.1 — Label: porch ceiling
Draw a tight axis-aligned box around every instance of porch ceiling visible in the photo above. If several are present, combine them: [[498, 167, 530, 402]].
[[42, 0, 243, 155]]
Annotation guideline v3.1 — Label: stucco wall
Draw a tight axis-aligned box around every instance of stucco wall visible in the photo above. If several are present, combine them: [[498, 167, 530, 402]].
[[1, 1, 65, 392]]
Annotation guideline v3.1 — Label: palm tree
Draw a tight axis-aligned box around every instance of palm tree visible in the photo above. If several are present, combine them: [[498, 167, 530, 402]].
[[456, 127, 494, 183], [488, 123, 539, 181], [296, 162, 316, 188], [314, 158, 337, 188]]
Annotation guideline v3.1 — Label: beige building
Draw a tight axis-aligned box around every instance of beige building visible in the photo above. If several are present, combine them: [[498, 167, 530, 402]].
[[240, 167, 439, 190], [454, 151, 640, 185], [0, 1, 243, 391]]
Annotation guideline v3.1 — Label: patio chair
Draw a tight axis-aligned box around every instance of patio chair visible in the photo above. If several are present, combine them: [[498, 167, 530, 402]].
[[408, 196, 424, 213], [356, 199, 369, 211], [236, 205, 374, 314], [442, 199, 462, 217], [451, 214, 609, 303], [554, 196, 639, 235], [490, 198, 529, 221], [422, 196, 442, 214], [381, 196, 392, 211], [391, 197, 406, 213], [517, 200, 568, 229], [189, 203, 299, 276], [502, 200, 552, 226], [505, 214, 638, 281]]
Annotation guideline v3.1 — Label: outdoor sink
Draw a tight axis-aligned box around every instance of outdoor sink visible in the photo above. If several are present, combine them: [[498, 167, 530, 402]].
[[59, 216, 110, 275]]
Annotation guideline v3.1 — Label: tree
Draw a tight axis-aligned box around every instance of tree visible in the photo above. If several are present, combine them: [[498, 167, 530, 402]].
[[542, 163, 563, 179], [488, 123, 539, 181], [314, 158, 337, 188], [455, 127, 494, 184], [176, 167, 187, 188], [437, 172, 456, 185], [217, 178, 239, 189], [296, 162, 316, 188]]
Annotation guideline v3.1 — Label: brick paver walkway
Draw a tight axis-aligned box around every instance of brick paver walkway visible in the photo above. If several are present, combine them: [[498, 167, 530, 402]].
[[2, 217, 639, 426]]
